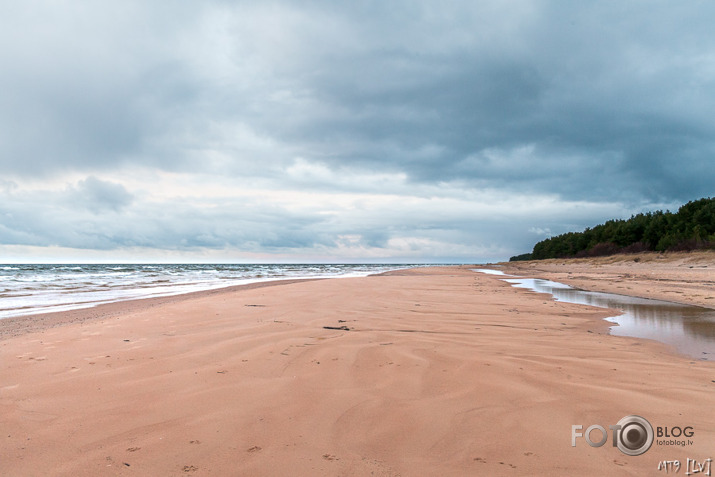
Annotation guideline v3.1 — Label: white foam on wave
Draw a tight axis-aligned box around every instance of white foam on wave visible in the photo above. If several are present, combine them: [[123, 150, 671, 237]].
[[0, 264, 415, 319]]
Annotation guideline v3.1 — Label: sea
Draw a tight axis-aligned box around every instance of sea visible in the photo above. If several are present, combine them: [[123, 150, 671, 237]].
[[0, 264, 415, 320]]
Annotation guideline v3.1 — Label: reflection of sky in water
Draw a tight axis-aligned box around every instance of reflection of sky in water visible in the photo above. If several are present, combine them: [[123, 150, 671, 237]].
[[473, 269, 715, 361]]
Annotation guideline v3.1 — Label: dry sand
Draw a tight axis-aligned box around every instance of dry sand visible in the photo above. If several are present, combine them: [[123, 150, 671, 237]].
[[1, 258, 713, 476]]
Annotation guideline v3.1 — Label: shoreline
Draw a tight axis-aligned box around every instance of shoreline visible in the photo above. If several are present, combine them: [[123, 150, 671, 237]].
[[0, 278, 324, 340], [0, 263, 414, 328], [0, 264, 425, 340], [6, 252, 710, 340], [493, 251, 715, 309], [474, 263, 715, 362], [1, 263, 712, 475]]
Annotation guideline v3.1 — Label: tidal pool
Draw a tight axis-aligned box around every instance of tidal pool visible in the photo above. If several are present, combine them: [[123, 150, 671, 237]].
[[474, 269, 715, 361]]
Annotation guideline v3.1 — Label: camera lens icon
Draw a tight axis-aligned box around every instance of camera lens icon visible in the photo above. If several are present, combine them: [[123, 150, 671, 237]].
[[615, 415, 653, 456]]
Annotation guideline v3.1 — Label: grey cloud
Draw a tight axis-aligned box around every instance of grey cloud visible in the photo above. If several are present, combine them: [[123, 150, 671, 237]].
[[233, 1, 715, 203], [3, 1, 713, 206], [68, 176, 134, 214], [0, 172, 651, 261], [1, 1, 714, 261], [0, 183, 332, 252], [0, 2, 203, 175]]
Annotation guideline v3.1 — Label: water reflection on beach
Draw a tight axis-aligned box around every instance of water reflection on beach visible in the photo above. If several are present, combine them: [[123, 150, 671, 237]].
[[474, 269, 715, 361]]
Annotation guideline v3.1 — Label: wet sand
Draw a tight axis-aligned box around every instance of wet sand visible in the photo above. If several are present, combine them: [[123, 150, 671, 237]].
[[1, 260, 713, 475], [497, 251, 715, 308]]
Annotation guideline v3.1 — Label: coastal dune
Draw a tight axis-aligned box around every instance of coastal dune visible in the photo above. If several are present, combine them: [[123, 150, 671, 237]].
[[1, 263, 713, 475]]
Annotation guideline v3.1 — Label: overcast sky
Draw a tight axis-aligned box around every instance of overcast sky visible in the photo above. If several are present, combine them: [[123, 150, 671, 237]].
[[1, 1, 713, 263]]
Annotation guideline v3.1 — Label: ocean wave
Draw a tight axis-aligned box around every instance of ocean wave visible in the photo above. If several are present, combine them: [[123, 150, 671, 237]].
[[0, 264, 417, 319]]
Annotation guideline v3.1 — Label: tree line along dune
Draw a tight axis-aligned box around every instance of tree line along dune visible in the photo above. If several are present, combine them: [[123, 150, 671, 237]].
[[511, 197, 715, 261]]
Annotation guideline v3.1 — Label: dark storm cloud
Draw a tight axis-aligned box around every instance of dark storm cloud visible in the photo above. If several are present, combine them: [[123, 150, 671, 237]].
[[2, 1, 713, 203], [1, 1, 713, 261], [279, 2, 715, 203]]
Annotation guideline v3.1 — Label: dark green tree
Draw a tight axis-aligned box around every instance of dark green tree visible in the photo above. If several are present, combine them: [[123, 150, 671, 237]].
[[518, 197, 715, 259]]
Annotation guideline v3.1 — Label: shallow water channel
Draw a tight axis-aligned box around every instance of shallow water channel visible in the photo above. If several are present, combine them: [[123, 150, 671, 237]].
[[474, 269, 715, 361]]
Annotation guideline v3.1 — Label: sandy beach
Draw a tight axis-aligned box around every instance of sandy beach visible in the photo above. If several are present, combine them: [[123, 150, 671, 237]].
[[497, 251, 715, 308], [1, 257, 713, 475]]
